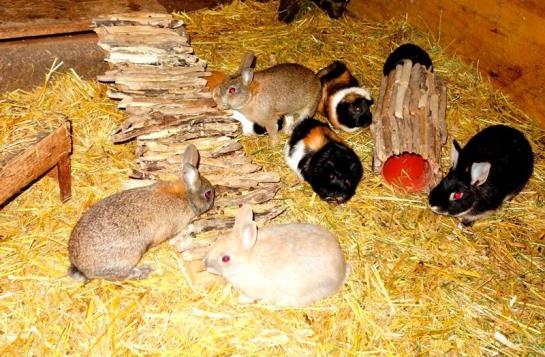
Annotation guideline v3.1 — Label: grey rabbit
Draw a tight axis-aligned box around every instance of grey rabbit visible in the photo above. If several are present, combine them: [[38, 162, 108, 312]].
[[68, 144, 214, 281], [429, 125, 533, 226]]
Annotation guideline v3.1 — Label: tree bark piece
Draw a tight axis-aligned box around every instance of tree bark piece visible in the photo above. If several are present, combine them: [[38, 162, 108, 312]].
[[93, 12, 285, 257]]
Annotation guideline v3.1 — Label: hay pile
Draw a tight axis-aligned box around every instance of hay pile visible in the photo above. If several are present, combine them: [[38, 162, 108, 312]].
[[1, 1, 544, 355]]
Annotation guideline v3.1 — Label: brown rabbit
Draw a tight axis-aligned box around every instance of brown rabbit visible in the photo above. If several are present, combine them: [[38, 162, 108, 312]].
[[68, 144, 215, 281], [213, 62, 322, 144]]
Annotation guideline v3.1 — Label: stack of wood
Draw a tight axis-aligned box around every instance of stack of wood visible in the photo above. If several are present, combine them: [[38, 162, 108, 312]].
[[371, 60, 447, 191], [92, 13, 284, 261]]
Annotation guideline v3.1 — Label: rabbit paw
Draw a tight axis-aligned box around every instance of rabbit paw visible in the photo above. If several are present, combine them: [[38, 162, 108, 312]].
[[238, 293, 256, 304], [127, 265, 153, 280]]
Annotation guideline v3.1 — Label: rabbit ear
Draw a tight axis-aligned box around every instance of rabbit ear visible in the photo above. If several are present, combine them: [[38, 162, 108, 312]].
[[182, 144, 199, 167], [234, 205, 254, 232], [241, 222, 257, 251], [451, 140, 462, 168], [182, 163, 200, 191], [470, 162, 491, 186], [241, 68, 254, 86]]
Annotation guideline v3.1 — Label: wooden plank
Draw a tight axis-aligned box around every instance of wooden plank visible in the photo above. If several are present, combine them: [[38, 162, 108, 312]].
[[0, 121, 72, 206], [349, 0, 545, 128]]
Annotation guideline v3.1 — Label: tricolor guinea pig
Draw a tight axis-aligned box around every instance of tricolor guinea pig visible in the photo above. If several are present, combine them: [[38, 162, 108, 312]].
[[316, 61, 373, 132], [284, 117, 363, 203], [383, 43, 433, 76]]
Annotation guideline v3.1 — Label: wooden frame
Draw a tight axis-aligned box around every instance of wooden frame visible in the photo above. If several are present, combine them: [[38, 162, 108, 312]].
[[0, 120, 73, 206]]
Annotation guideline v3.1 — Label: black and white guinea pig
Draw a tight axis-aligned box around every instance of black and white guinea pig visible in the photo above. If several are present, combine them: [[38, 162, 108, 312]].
[[316, 61, 374, 132], [285, 117, 363, 203], [383, 43, 433, 76], [429, 124, 534, 227]]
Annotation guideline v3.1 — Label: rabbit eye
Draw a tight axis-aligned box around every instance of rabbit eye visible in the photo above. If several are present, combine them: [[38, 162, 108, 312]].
[[204, 190, 212, 201], [228, 87, 236, 94], [221, 255, 230, 263], [450, 192, 463, 201]]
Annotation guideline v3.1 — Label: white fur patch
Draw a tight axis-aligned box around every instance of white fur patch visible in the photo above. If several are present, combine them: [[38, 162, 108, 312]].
[[284, 140, 306, 180], [231, 110, 255, 135], [328, 87, 372, 132]]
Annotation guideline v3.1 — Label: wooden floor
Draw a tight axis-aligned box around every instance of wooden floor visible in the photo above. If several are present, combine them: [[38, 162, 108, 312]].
[[349, 0, 545, 127]]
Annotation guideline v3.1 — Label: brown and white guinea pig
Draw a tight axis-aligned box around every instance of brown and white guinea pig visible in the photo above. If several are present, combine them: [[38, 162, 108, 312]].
[[205, 204, 348, 307], [316, 60, 374, 132], [383, 43, 433, 76], [284, 117, 363, 203], [277, 0, 350, 23], [68, 145, 215, 281], [429, 125, 534, 227]]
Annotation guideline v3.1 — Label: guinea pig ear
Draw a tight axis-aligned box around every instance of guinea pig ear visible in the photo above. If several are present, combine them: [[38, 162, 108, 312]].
[[182, 144, 200, 167], [470, 162, 491, 186], [450, 140, 462, 168], [241, 68, 254, 87], [182, 163, 200, 191], [241, 222, 258, 251]]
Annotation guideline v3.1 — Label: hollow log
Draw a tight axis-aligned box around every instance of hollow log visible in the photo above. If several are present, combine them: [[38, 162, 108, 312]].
[[371, 60, 448, 192]]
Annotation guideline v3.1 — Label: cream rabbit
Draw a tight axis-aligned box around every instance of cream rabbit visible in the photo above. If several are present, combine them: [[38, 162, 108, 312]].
[[205, 205, 348, 307]]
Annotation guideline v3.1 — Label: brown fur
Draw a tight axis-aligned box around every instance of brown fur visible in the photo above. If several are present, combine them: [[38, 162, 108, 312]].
[[68, 146, 214, 281], [302, 125, 342, 151], [204, 71, 228, 92], [317, 66, 355, 128], [213, 63, 321, 143]]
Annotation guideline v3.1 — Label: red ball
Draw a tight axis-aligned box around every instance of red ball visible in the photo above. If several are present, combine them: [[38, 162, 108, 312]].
[[382, 153, 432, 193]]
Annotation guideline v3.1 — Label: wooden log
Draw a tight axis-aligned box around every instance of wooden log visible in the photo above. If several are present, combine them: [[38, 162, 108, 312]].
[[372, 61, 447, 192], [0, 120, 72, 206]]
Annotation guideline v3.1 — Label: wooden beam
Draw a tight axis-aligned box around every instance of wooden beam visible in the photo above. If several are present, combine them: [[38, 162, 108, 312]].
[[348, 0, 545, 128], [0, 121, 72, 206]]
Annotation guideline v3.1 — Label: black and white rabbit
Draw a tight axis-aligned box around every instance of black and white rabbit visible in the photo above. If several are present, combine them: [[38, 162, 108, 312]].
[[316, 60, 374, 132], [284, 117, 363, 203], [428, 125, 534, 226], [383, 43, 433, 76]]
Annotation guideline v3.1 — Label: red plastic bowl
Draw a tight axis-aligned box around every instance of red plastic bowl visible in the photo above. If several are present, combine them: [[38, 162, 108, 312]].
[[382, 153, 432, 193]]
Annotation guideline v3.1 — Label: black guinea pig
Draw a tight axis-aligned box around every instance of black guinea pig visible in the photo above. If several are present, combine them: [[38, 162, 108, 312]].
[[278, 0, 350, 23], [316, 61, 374, 132], [429, 124, 534, 227], [383, 43, 433, 76], [284, 117, 363, 203]]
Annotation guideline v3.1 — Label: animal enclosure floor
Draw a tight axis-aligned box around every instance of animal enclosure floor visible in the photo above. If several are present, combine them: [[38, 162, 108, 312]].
[[1, 1, 544, 355]]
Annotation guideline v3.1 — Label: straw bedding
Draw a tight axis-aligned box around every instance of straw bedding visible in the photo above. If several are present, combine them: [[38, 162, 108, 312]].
[[1, 1, 544, 355]]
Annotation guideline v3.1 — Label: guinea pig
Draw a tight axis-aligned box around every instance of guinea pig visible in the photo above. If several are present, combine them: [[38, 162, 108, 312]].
[[68, 145, 215, 281], [429, 124, 534, 227], [278, 0, 350, 24], [383, 43, 433, 76], [316, 60, 374, 132], [205, 204, 348, 307], [284, 117, 363, 203], [213, 62, 321, 144]]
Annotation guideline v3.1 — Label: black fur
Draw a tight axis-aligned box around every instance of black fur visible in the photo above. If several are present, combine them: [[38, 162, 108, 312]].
[[383, 43, 433, 76], [318, 61, 359, 87], [278, 0, 350, 23], [336, 95, 373, 129], [429, 125, 534, 226], [289, 118, 363, 203], [253, 117, 285, 135]]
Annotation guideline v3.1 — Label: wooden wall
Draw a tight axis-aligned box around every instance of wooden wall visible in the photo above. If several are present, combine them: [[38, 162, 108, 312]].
[[349, 0, 545, 127]]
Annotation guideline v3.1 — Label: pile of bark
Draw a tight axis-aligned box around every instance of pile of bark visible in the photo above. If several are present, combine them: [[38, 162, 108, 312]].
[[92, 13, 284, 261]]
